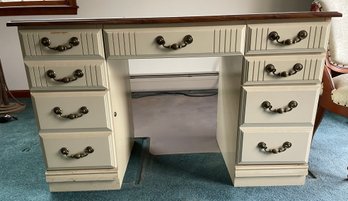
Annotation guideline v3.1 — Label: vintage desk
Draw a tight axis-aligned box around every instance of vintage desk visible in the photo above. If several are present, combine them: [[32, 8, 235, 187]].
[[7, 11, 341, 192]]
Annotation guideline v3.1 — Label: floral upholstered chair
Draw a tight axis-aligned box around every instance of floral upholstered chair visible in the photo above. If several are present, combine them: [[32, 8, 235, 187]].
[[311, 1, 348, 133]]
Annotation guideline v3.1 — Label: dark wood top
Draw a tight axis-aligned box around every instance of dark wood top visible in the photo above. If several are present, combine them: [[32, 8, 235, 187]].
[[7, 12, 342, 27]]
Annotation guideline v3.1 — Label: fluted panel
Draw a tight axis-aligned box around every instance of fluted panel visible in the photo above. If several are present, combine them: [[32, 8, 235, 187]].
[[213, 28, 242, 54], [306, 25, 325, 49], [107, 32, 137, 56], [248, 27, 269, 52]]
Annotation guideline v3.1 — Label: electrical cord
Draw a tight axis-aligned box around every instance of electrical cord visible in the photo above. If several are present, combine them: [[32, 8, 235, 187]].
[[131, 90, 218, 99]]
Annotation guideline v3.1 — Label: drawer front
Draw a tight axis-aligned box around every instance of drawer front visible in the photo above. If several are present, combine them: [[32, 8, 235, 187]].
[[238, 126, 312, 164], [246, 21, 330, 54], [40, 131, 116, 170], [32, 91, 111, 130], [19, 29, 104, 58], [241, 85, 320, 124], [104, 25, 245, 58], [25, 60, 108, 90], [243, 55, 325, 84]]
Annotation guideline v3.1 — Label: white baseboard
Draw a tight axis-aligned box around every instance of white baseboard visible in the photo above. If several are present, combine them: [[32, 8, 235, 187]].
[[130, 73, 219, 92]]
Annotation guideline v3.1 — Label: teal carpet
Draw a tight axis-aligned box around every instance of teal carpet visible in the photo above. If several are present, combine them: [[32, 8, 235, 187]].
[[0, 99, 347, 201]]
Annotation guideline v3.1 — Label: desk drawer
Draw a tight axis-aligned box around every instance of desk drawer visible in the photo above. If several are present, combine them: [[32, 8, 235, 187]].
[[241, 85, 320, 124], [32, 91, 111, 130], [243, 55, 325, 85], [104, 25, 245, 57], [40, 131, 116, 170], [19, 29, 104, 58], [25, 60, 108, 91], [246, 21, 330, 54], [238, 126, 312, 164]]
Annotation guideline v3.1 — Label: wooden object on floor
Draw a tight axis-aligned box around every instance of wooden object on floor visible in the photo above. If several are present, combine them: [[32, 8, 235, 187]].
[[0, 60, 25, 114]]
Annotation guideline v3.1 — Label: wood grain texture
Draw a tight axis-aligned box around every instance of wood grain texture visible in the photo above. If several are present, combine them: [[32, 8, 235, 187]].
[[0, 0, 77, 16], [7, 12, 342, 27]]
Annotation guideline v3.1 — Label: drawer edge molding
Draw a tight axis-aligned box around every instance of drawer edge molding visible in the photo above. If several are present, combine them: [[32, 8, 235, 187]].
[[235, 164, 308, 177]]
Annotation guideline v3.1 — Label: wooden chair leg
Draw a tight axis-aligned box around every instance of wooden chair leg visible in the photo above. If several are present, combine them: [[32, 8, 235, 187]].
[[313, 105, 325, 135]]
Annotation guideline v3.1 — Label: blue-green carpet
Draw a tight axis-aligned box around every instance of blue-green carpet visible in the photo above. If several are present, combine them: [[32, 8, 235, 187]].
[[0, 99, 347, 201]]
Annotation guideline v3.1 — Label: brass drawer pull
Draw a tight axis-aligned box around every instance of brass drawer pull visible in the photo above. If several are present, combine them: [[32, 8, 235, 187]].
[[46, 69, 84, 83], [60, 146, 94, 159], [265, 63, 303, 77], [41, 37, 80, 52], [155, 35, 193, 50], [53, 106, 89, 119], [261, 100, 298, 114], [257, 141, 292, 154], [268, 30, 307, 45]]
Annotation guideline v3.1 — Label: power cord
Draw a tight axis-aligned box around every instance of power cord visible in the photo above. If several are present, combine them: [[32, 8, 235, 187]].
[[131, 90, 217, 99]]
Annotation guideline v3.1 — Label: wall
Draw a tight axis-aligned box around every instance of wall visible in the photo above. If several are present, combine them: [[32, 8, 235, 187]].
[[320, 0, 348, 64], [0, 0, 312, 90]]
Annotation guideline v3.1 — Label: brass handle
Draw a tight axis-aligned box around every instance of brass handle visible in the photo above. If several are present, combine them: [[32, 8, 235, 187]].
[[46, 69, 84, 83], [60, 146, 94, 159], [261, 100, 298, 114], [53, 106, 89, 119], [155, 35, 193, 50], [268, 30, 308, 45], [265, 63, 303, 77], [257, 141, 292, 154], [41, 37, 80, 52]]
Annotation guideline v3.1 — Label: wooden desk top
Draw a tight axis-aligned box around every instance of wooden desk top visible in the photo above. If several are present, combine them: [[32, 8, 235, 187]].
[[7, 12, 342, 27]]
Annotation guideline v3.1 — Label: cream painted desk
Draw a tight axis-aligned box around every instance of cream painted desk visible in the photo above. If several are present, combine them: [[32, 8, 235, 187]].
[[8, 12, 341, 192]]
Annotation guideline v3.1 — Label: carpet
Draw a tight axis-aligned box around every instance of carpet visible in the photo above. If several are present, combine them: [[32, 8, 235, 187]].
[[0, 99, 347, 201]]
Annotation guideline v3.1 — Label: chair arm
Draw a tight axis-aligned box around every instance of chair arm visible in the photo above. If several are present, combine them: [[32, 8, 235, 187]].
[[322, 65, 335, 93], [325, 50, 348, 74]]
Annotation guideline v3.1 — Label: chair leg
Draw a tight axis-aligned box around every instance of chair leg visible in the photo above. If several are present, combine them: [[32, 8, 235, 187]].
[[313, 106, 325, 135]]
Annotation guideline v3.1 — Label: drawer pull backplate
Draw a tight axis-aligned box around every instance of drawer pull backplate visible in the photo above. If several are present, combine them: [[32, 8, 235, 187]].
[[41, 37, 80, 52], [268, 30, 307, 45], [257, 141, 292, 154], [155, 35, 193, 50], [261, 100, 298, 114], [53, 106, 89, 120], [60, 146, 94, 159], [265, 63, 303, 77], [46, 69, 84, 83]]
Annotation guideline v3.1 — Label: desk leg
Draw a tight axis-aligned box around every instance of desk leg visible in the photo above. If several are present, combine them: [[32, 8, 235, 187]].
[[107, 59, 135, 186], [216, 56, 243, 185]]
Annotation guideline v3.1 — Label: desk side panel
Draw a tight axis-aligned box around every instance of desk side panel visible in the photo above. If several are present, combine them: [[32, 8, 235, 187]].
[[216, 56, 243, 183]]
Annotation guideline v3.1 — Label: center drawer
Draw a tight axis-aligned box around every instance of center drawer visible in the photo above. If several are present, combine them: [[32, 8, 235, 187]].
[[104, 25, 245, 58], [241, 85, 320, 125], [31, 91, 112, 130], [40, 131, 116, 170]]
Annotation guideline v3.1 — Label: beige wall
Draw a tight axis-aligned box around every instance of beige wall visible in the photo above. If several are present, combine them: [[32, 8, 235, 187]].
[[0, 0, 313, 90], [320, 0, 348, 64]]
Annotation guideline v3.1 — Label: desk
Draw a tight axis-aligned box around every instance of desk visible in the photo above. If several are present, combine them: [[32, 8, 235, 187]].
[[8, 12, 341, 192]]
